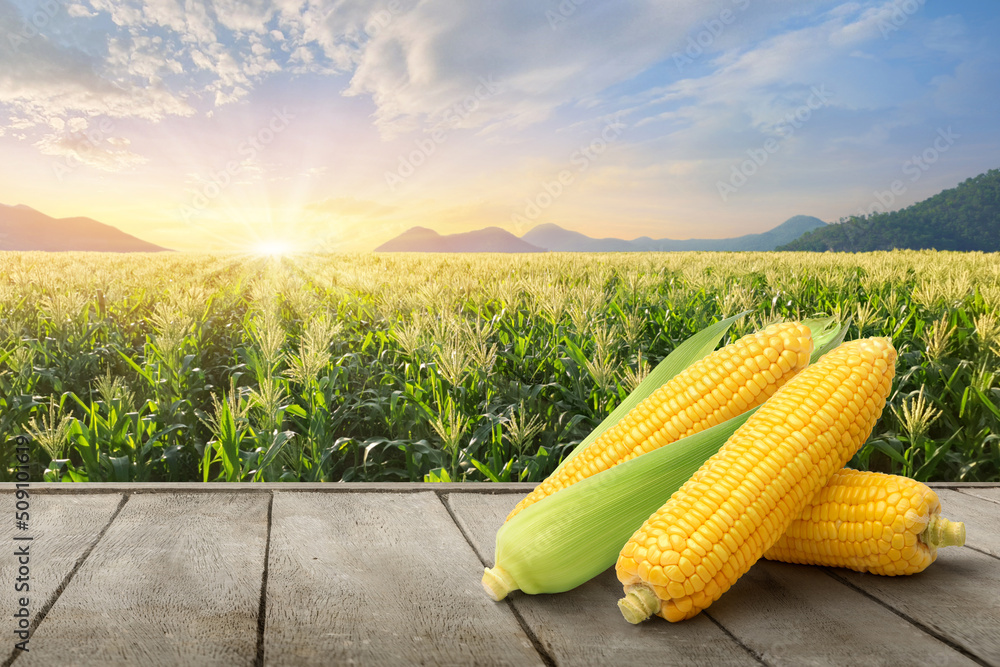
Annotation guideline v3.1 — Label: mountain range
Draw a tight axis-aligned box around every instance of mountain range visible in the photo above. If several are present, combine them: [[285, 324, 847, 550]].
[[374, 226, 544, 252], [0, 204, 170, 252], [375, 215, 828, 253], [8, 166, 997, 253]]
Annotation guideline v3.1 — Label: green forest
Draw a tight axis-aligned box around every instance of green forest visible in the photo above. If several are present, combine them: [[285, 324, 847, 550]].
[[780, 169, 1000, 252]]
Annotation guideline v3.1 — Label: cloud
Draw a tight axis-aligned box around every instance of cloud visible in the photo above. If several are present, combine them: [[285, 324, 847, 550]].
[[343, 1, 751, 137], [617, 1, 969, 151], [0, 0, 196, 131], [66, 3, 95, 18], [2, 0, 998, 210], [34, 131, 149, 171], [931, 56, 1000, 117]]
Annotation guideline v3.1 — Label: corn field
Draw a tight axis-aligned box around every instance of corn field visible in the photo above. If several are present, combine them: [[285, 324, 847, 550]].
[[1, 250, 998, 484]]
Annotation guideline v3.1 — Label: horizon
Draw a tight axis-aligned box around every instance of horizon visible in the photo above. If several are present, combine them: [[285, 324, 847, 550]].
[[1, 0, 998, 252]]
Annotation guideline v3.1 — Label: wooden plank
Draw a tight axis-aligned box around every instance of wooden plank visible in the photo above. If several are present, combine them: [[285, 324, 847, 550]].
[[710, 560, 977, 666], [0, 493, 122, 642], [957, 487, 1000, 505], [446, 493, 759, 666], [263, 492, 542, 666], [19, 493, 269, 667], [937, 489, 1000, 558], [833, 546, 1000, 664]]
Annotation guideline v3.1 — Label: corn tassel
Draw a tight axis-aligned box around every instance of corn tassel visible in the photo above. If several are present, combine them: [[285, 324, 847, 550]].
[[617, 337, 896, 623]]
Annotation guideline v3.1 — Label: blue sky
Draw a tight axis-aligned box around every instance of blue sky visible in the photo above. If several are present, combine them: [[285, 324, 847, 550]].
[[0, 0, 997, 251]]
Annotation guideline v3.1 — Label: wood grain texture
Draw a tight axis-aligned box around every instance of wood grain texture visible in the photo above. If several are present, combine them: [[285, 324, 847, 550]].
[[262, 491, 542, 666], [833, 546, 1000, 665], [937, 489, 1000, 558], [0, 493, 121, 632], [447, 493, 760, 666], [709, 560, 977, 667], [18, 493, 269, 667]]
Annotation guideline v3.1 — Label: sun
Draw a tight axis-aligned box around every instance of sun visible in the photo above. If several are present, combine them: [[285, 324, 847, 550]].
[[252, 239, 296, 257]]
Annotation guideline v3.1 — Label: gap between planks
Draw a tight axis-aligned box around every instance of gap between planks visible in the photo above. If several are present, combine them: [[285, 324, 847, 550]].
[[821, 569, 992, 667], [437, 494, 557, 667], [254, 492, 274, 667]]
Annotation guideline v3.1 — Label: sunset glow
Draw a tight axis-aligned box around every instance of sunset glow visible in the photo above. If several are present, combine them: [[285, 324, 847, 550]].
[[252, 240, 297, 257], [1, 1, 998, 251]]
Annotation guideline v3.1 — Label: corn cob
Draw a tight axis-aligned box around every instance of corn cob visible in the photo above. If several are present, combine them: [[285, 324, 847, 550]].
[[506, 322, 814, 521], [480, 318, 844, 602], [616, 337, 897, 624], [764, 468, 965, 575]]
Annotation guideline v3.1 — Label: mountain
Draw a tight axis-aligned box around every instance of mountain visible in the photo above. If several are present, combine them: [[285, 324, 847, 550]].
[[522, 215, 828, 252], [0, 204, 170, 252], [779, 169, 1000, 252], [520, 224, 636, 251], [375, 226, 545, 252]]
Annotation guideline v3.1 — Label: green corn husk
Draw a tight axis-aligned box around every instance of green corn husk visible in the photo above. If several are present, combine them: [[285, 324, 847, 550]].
[[553, 310, 751, 472], [482, 316, 845, 601]]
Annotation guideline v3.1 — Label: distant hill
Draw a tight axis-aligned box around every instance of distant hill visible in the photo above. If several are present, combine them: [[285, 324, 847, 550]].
[[520, 225, 638, 251], [0, 204, 170, 252], [779, 169, 1000, 252], [523, 215, 827, 252], [375, 226, 545, 252], [376, 216, 826, 253]]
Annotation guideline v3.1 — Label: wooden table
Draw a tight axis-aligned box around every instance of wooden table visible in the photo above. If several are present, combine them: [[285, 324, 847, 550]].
[[1, 483, 997, 666]]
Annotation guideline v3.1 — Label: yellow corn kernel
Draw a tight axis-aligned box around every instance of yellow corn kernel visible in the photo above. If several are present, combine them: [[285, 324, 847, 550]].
[[506, 322, 813, 521], [617, 338, 897, 624], [764, 469, 965, 575]]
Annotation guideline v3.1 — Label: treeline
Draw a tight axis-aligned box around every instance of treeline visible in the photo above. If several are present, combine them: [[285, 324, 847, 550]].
[[780, 168, 1000, 252]]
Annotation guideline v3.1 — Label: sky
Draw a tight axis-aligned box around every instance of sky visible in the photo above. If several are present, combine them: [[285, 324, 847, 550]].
[[0, 0, 998, 252]]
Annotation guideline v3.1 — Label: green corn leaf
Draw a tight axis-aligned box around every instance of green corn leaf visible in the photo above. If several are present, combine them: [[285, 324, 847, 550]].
[[805, 316, 849, 364], [485, 409, 756, 598], [554, 310, 751, 471], [973, 387, 1000, 420], [484, 315, 849, 600]]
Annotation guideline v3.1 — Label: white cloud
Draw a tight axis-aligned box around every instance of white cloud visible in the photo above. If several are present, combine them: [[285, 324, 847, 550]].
[[344, 1, 719, 137], [621, 0, 955, 143], [66, 3, 96, 18], [34, 132, 149, 171], [1, 0, 996, 194], [0, 0, 197, 131]]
